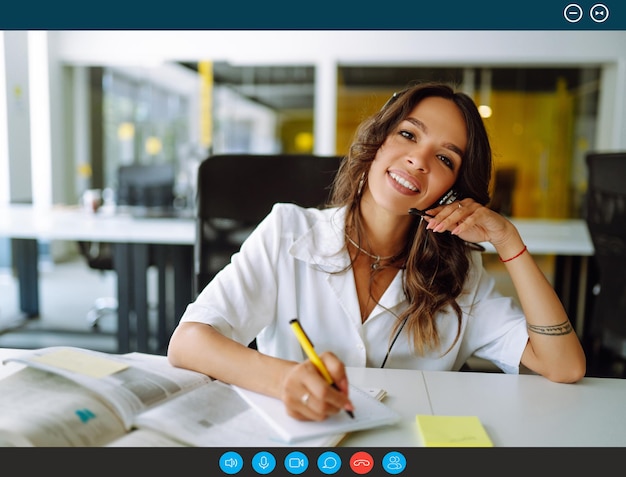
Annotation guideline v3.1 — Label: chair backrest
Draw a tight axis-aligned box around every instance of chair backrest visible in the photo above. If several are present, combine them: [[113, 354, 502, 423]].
[[584, 151, 626, 357], [489, 167, 517, 216], [194, 153, 343, 296]]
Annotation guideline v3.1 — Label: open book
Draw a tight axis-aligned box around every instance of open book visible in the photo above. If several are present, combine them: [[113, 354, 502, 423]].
[[0, 346, 393, 447]]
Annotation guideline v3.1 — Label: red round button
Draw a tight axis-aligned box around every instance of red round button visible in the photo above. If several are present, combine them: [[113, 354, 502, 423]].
[[349, 451, 374, 474]]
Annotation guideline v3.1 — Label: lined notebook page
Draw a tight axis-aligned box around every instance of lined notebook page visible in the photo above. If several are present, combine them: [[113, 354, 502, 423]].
[[232, 384, 400, 443]]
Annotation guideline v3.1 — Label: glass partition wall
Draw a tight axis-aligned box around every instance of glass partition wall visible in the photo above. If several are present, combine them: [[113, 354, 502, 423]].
[[336, 66, 601, 220], [80, 63, 600, 220]]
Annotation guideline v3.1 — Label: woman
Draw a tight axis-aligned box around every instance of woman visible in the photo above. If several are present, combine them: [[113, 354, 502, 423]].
[[168, 82, 586, 421]]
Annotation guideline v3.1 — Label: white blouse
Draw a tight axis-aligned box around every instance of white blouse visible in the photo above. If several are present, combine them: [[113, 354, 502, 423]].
[[180, 203, 529, 373]]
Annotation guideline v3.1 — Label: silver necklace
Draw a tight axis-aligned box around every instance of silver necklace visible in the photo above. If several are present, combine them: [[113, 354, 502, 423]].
[[345, 234, 396, 270]]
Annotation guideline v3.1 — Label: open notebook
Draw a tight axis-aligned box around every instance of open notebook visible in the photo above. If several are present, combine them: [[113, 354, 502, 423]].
[[232, 384, 400, 444]]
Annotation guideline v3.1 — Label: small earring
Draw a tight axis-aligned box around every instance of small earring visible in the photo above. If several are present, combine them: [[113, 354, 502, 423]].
[[357, 172, 366, 196]]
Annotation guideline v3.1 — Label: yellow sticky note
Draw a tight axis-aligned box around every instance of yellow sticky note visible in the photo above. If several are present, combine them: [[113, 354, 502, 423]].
[[415, 415, 493, 447], [31, 349, 129, 378]]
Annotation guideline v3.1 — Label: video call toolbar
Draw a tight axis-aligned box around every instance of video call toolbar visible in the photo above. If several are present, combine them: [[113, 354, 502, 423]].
[[219, 449, 407, 475]]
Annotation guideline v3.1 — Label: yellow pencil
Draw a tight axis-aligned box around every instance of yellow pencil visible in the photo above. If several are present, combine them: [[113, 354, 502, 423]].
[[289, 318, 354, 418]]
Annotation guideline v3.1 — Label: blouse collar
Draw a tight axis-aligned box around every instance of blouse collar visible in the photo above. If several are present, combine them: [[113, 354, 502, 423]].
[[289, 206, 351, 272]]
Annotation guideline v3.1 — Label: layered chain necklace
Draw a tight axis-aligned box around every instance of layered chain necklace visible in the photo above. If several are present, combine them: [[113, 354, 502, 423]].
[[345, 234, 396, 271]]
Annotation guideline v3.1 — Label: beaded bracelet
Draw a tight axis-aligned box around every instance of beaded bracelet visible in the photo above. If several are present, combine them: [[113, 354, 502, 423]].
[[499, 244, 528, 263]]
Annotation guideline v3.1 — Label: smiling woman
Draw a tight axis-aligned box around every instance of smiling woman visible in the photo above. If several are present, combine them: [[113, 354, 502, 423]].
[[167, 81, 585, 429]]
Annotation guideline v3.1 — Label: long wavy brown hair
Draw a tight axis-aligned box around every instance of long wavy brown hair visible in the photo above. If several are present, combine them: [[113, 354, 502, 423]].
[[328, 82, 492, 355]]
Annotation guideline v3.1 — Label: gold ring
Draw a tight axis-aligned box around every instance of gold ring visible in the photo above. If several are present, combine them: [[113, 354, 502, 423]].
[[301, 393, 310, 406]]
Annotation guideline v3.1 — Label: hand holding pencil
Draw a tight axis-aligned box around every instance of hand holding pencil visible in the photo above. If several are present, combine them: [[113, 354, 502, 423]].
[[289, 318, 354, 420]]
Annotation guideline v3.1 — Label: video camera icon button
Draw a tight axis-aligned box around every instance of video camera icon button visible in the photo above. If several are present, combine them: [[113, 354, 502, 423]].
[[564, 3, 583, 23], [284, 451, 309, 475], [219, 451, 243, 475]]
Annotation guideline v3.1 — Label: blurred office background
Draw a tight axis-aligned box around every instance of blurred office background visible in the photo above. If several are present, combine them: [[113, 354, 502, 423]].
[[1, 31, 626, 369]]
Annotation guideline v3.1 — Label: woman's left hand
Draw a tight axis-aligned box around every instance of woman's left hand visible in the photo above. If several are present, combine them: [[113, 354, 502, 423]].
[[423, 199, 516, 247]]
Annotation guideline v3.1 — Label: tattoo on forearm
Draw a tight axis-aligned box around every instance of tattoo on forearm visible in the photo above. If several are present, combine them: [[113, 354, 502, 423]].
[[527, 320, 573, 336]]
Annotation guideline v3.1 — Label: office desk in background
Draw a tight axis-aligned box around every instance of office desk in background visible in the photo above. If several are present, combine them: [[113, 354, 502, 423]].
[[1, 205, 594, 353], [0, 204, 194, 354], [480, 218, 595, 337], [0, 347, 624, 447]]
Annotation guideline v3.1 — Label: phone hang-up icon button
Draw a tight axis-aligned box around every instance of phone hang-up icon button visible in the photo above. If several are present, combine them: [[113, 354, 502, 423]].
[[590, 4, 609, 23], [564, 3, 583, 23]]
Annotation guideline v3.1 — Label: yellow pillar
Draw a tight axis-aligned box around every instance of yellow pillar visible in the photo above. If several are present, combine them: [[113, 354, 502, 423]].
[[198, 61, 213, 151]]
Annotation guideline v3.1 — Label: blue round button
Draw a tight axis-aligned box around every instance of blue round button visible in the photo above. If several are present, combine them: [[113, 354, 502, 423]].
[[382, 451, 406, 474], [317, 451, 341, 474], [252, 451, 276, 474], [219, 451, 243, 474], [284, 451, 308, 474]]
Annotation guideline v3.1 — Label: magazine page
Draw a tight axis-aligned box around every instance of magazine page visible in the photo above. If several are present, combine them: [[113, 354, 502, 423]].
[[0, 367, 126, 446], [106, 428, 188, 447], [2, 347, 212, 429]]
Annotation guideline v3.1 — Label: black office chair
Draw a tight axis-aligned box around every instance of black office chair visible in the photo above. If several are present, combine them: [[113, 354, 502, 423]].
[[77, 240, 118, 327], [195, 153, 343, 298], [79, 163, 178, 328], [583, 151, 626, 377], [489, 167, 517, 217]]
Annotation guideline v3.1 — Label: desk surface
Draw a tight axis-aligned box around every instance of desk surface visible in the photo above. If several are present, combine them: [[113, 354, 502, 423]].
[[345, 367, 626, 447], [1, 204, 594, 254], [1, 348, 623, 447], [0, 204, 195, 245]]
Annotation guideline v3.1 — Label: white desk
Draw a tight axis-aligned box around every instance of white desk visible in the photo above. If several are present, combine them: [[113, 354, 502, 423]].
[[1, 348, 624, 447], [0, 204, 194, 244], [0, 204, 195, 354], [347, 367, 625, 447], [1, 205, 595, 351], [421, 370, 625, 447]]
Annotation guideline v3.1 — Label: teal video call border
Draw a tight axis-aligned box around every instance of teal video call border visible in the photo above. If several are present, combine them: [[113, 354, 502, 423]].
[[1, 0, 624, 30]]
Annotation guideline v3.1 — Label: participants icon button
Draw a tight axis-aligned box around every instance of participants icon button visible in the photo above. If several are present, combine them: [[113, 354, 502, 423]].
[[382, 451, 406, 474]]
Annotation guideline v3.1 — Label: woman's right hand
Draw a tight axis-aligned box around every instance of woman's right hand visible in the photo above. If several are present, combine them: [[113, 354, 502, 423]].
[[424, 198, 521, 250], [280, 351, 354, 421]]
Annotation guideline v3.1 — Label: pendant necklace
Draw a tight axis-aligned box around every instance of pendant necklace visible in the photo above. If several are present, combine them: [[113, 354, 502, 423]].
[[345, 234, 396, 271]]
